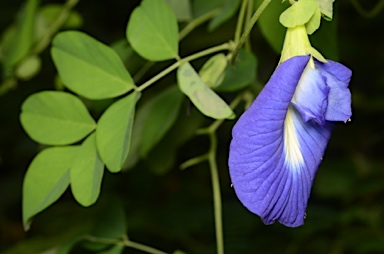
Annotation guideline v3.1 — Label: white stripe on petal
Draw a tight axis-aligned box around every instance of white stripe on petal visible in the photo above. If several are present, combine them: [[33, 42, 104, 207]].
[[284, 106, 304, 170]]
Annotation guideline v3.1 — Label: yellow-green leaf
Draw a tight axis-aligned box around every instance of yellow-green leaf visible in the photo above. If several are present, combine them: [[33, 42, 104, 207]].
[[177, 62, 234, 119]]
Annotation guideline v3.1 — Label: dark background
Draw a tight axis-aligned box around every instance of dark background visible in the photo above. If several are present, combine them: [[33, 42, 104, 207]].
[[1, 0, 384, 253]]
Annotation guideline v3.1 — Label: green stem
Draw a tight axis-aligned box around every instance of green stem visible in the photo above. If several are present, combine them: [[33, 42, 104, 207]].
[[31, 0, 79, 55], [85, 235, 168, 254], [230, 0, 271, 63], [350, 0, 384, 18], [208, 131, 224, 254], [134, 9, 219, 84], [133, 61, 155, 83], [244, 0, 254, 50], [123, 240, 168, 254], [137, 43, 231, 92], [180, 154, 209, 170], [179, 9, 220, 41], [234, 0, 249, 44], [195, 93, 243, 254]]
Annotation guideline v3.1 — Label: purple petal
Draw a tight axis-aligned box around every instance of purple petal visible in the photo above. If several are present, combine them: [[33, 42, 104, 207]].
[[318, 60, 352, 84], [229, 55, 334, 227], [315, 60, 352, 122], [291, 61, 330, 125]]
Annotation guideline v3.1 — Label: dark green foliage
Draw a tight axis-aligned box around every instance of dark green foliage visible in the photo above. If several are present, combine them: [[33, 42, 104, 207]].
[[1, 0, 384, 253]]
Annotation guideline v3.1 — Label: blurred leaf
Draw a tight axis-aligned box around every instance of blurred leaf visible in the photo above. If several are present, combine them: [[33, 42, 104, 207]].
[[20, 91, 96, 145], [51, 31, 135, 99], [126, 0, 179, 61], [2, 0, 39, 70], [177, 62, 234, 119], [146, 105, 206, 174], [279, 0, 317, 28], [166, 0, 192, 21], [83, 200, 126, 251], [96, 92, 140, 173], [192, 0, 224, 18], [139, 86, 184, 157], [255, 0, 289, 53], [39, 4, 83, 29], [70, 133, 104, 207], [15, 54, 41, 80], [22, 146, 77, 230], [208, 0, 240, 31], [173, 251, 187, 254], [99, 245, 124, 254], [55, 236, 85, 254], [215, 49, 257, 92], [110, 39, 146, 75], [199, 53, 227, 88]]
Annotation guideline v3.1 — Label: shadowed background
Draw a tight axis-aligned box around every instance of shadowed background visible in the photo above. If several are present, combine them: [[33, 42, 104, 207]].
[[0, 0, 383, 253]]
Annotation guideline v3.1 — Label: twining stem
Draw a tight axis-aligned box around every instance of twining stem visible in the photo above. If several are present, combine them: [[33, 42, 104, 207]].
[[32, 0, 79, 55], [192, 93, 243, 254], [350, 0, 384, 18], [134, 9, 219, 83], [137, 43, 231, 92], [179, 9, 220, 41], [244, 0, 254, 50], [234, 0, 249, 44], [208, 131, 224, 254], [230, 0, 271, 63], [85, 235, 168, 254]]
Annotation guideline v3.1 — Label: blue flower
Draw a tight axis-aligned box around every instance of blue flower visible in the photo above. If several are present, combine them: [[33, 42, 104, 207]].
[[228, 55, 352, 227]]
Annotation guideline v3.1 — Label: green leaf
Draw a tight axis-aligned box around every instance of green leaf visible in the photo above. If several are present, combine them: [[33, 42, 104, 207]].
[[166, 0, 192, 21], [198, 53, 227, 88], [70, 133, 104, 207], [208, 0, 241, 31], [256, 0, 290, 53], [279, 0, 317, 28], [139, 86, 184, 157], [20, 91, 96, 145], [15, 55, 41, 80], [215, 49, 257, 92], [126, 0, 179, 61], [2, 0, 39, 69], [96, 92, 140, 173], [23, 146, 77, 230], [177, 62, 234, 119], [305, 5, 321, 35], [51, 31, 135, 99]]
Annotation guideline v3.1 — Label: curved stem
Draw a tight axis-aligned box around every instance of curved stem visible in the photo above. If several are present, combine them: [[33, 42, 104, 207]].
[[85, 235, 168, 254], [137, 43, 231, 92], [244, 0, 254, 50], [123, 239, 168, 254], [179, 9, 220, 41], [207, 131, 224, 254], [230, 0, 271, 63], [350, 0, 384, 18], [32, 0, 79, 55], [234, 0, 249, 44]]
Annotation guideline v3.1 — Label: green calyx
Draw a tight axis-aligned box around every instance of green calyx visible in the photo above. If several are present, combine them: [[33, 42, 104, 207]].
[[279, 25, 326, 63], [279, 0, 322, 35]]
